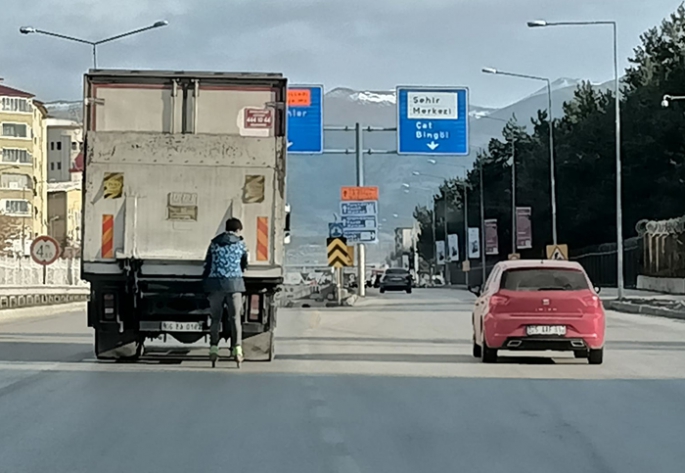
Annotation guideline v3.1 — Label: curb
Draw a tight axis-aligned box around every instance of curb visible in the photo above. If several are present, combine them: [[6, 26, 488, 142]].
[[0, 301, 87, 324], [604, 300, 685, 321]]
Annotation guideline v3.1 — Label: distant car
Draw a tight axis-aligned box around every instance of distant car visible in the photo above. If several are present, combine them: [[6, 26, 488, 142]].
[[470, 260, 605, 364], [380, 268, 412, 294]]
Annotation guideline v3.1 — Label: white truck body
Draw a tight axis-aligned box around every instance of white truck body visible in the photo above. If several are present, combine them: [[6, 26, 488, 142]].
[[82, 71, 286, 279], [82, 71, 287, 360]]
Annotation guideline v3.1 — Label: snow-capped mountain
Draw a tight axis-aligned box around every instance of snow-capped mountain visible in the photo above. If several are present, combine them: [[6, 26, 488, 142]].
[[42, 81, 610, 265]]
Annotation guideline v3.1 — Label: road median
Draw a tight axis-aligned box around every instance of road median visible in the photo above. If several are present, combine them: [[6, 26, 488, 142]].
[[0, 286, 90, 312]]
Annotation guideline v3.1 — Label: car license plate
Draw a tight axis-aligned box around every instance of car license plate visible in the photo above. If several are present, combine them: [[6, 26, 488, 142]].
[[161, 321, 203, 332], [526, 325, 566, 336]]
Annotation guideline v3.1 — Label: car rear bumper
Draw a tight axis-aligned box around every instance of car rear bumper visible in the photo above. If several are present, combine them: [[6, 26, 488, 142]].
[[501, 337, 590, 351], [380, 283, 410, 290], [484, 314, 605, 350]]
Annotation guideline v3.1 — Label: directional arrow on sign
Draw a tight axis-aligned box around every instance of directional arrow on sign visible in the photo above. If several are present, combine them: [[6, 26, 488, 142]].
[[427, 141, 439, 150], [327, 237, 351, 268], [287, 142, 293, 148]]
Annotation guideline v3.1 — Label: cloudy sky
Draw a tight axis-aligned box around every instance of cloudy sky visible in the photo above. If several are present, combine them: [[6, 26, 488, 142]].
[[0, 0, 680, 108]]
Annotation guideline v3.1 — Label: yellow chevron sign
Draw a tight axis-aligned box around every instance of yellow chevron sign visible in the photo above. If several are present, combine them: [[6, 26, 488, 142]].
[[327, 237, 350, 268]]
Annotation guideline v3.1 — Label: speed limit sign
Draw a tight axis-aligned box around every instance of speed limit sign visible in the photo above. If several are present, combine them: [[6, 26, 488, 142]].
[[30, 235, 61, 266]]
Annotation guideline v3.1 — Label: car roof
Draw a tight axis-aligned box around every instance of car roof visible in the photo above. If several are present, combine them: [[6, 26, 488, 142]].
[[386, 268, 409, 271], [496, 260, 585, 271]]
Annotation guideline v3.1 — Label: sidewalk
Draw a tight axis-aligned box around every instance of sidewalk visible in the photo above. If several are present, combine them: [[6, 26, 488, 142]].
[[438, 284, 685, 320], [601, 289, 685, 320]]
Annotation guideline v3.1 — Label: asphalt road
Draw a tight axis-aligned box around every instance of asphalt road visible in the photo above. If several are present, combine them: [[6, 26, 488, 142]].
[[2, 289, 685, 472]]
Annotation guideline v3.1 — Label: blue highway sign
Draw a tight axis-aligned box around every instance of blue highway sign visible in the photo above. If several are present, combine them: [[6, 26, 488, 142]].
[[344, 229, 378, 243], [328, 222, 344, 238], [340, 201, 377, 217], [342, 216, 377, 231], [396, 86, 469, 156], [287, 85, 324, 154]]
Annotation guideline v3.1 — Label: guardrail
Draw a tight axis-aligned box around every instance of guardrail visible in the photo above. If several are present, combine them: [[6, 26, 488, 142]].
[[0, 286, 90, 310]]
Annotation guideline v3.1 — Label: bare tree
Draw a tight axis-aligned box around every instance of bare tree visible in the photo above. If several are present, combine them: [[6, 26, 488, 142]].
[[0, 215, 22, 255]]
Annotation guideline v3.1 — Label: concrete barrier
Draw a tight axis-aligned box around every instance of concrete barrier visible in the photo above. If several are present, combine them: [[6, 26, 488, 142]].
[[0, 286, 90, 311]]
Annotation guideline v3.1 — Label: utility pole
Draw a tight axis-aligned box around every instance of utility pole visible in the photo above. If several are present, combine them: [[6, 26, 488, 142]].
[[355, 123, 366, 297], [463, 181, 469, 287], [443, 194, 449, 285], [480, 158, 486, 285], [511, 138, 516, 255]]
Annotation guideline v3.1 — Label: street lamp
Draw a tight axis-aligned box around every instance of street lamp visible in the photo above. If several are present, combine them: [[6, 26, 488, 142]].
[[527, 18, 623, 298], [482, 66, 557, 246], [19, 20, 169, 68], [661, 94, 685, 107]]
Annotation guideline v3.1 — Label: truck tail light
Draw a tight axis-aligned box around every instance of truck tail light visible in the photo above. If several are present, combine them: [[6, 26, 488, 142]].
[[248, 294, 261, 322], [103, 293, 116, 320]]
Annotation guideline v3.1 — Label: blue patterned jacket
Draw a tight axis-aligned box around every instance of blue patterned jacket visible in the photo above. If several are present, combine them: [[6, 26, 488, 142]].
[[202, 232, 248, 293]]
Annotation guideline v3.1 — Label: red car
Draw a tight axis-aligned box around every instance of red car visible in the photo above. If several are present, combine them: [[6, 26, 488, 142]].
[[470, 260, 605, 364]]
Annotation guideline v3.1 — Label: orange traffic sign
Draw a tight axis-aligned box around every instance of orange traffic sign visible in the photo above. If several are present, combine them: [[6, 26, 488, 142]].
[[288, 89, 312, 107], [341, 186, 379, 201]]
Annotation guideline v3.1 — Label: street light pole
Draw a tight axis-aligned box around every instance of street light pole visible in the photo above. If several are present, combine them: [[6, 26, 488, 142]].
[[511, 139, 516, 254], [527, 19, 623, 297], [482, 67, 557, 245], [479, 157, 486, 285], [19, 20, 169, 68]]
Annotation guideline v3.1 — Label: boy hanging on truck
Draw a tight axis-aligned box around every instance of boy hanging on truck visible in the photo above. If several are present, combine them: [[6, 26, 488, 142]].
[[202, 218, 249, 367]]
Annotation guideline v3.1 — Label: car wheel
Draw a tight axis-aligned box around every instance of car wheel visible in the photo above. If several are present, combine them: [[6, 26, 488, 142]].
[[472, 339, 482, 358], [588, 348, 604, 365], [574, 351, 589, 359], [481, 337, 497, 364], [380, 288, 385, 294]]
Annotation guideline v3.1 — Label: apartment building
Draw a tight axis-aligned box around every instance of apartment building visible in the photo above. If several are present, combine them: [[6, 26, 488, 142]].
[[47, 180, 82, 255], [0, 82, 48, 254], [47, 118, 83, 182]]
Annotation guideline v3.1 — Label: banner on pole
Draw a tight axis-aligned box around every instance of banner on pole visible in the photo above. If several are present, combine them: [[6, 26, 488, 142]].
[[516, 207, 532, 250], [485, 219, 499, 256], [447, 234, 459, 262], [468, 227, 480, 259], [436, 240, 446, 265]]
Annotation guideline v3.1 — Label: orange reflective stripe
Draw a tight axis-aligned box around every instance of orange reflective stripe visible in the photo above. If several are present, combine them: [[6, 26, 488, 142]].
[[102, 214, 114, 259], [257, 217, 268, 261]]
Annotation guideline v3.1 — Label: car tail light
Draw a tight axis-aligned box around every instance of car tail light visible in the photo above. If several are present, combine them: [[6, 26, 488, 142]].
[[489, 293, 510, 312], [581, 295, 602, 314]]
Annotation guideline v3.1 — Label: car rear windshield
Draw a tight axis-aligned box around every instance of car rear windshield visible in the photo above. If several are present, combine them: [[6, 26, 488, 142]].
[[500, 268, 589, 291], [385, 269, 408, 275]]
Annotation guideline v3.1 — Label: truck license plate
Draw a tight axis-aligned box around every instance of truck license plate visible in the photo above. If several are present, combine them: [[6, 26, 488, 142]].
[[526, 325, 566, 336], [161, 322, 203, 332]]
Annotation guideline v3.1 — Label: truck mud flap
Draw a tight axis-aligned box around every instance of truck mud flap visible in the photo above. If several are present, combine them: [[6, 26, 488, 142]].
[[243, 329, 275, 362], [95, 329, 142, 361]]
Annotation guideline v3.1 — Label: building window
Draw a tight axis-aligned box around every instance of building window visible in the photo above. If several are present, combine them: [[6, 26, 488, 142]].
[[0, 173, 32, 190], [57, 162, 61, 170], [2, 148, 33, 164], [56, 141, 62, 151], [1, 97, 31, 113], [50, 162, 55, 171], [71, 142, 78, 151], [3, 199, 31, 216], [2, 123, 29, 138], [51, 142, 55, 151]]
